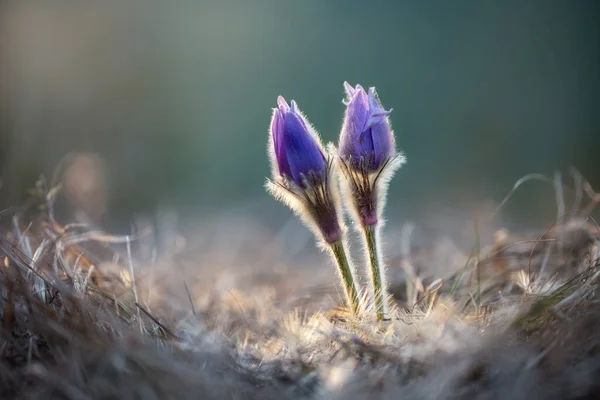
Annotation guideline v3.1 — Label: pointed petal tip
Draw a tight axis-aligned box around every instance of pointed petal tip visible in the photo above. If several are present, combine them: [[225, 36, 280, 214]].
[[343, 81, 354, 93], [277, 96, 290, 112], [270, 108, 284, 151], [367, 89, 392, 116], [373, 107, 392, 117]]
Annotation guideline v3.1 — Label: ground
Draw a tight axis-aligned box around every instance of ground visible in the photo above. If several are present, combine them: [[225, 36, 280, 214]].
[[0, 174, 599, 399]]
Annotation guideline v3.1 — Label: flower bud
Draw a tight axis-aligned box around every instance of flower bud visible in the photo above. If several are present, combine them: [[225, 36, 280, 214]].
[[270, 96, 327, 188], [339, 82, 394, 171]]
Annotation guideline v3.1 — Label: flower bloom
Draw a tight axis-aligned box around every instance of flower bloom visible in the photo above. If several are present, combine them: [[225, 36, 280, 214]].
[[271, 96, 327, 187], [339, 82, 394, 171]]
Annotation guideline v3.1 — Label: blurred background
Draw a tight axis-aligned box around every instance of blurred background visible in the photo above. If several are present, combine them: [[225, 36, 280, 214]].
[[1, 0, 599, 238]]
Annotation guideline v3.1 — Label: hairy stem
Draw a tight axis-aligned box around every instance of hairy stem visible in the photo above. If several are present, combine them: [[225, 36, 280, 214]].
[[363, 224, 386, 320], [329, 240, 360, 314]]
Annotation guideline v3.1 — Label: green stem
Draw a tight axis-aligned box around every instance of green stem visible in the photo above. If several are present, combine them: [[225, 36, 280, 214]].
[[329, 240, 360, 315], [363, 224, 385, 321]]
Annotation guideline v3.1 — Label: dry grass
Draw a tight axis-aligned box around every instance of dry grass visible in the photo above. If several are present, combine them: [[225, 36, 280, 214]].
[[0, 170, 600, 399]]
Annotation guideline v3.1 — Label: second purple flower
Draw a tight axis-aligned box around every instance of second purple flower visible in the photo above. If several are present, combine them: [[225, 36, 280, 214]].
[[339, 82, 395, 172], [334, 81, 406, 321]]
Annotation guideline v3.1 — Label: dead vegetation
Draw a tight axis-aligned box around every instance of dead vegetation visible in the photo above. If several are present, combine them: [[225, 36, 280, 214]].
[[0, 168, 599, 399]]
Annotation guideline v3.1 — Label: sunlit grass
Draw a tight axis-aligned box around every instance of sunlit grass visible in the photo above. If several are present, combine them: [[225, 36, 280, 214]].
[[0, 169, 598, 398]]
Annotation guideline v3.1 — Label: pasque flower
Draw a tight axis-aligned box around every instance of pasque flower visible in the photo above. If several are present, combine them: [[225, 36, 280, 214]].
[[268, 96, 341, 243], [334, 82, 406, 321], [335, 82, 404, 227], [271, 96, 327, 188], [339, 82, 394, 172], [266, 95, 361, 314]]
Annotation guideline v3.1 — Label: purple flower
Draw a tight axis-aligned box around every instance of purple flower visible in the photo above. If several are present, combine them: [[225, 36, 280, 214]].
[[339, 82, 394, 171], [271, 96, 327, 187]]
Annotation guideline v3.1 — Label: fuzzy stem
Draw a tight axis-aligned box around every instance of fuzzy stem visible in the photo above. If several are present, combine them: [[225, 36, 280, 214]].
[[329, 240, 360, 314], [363, 224, 386, 321]]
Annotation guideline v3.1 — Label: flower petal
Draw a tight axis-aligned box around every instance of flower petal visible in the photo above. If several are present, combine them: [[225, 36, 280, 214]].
[[365, 87, 392, 129], [277, 95, 290, 114], [342, 81, 357, 105], [370, 119, 394, 168], [358, 128, 375, 156], [283, 112, 326, 185], [347, 87, 370, 132], [289, 100, 309, 132], [340, 85, 370, 162], [271, 108, 291, 177]]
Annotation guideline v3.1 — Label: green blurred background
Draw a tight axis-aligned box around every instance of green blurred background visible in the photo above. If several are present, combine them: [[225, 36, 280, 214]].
[[1, 0, 599, 232]]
